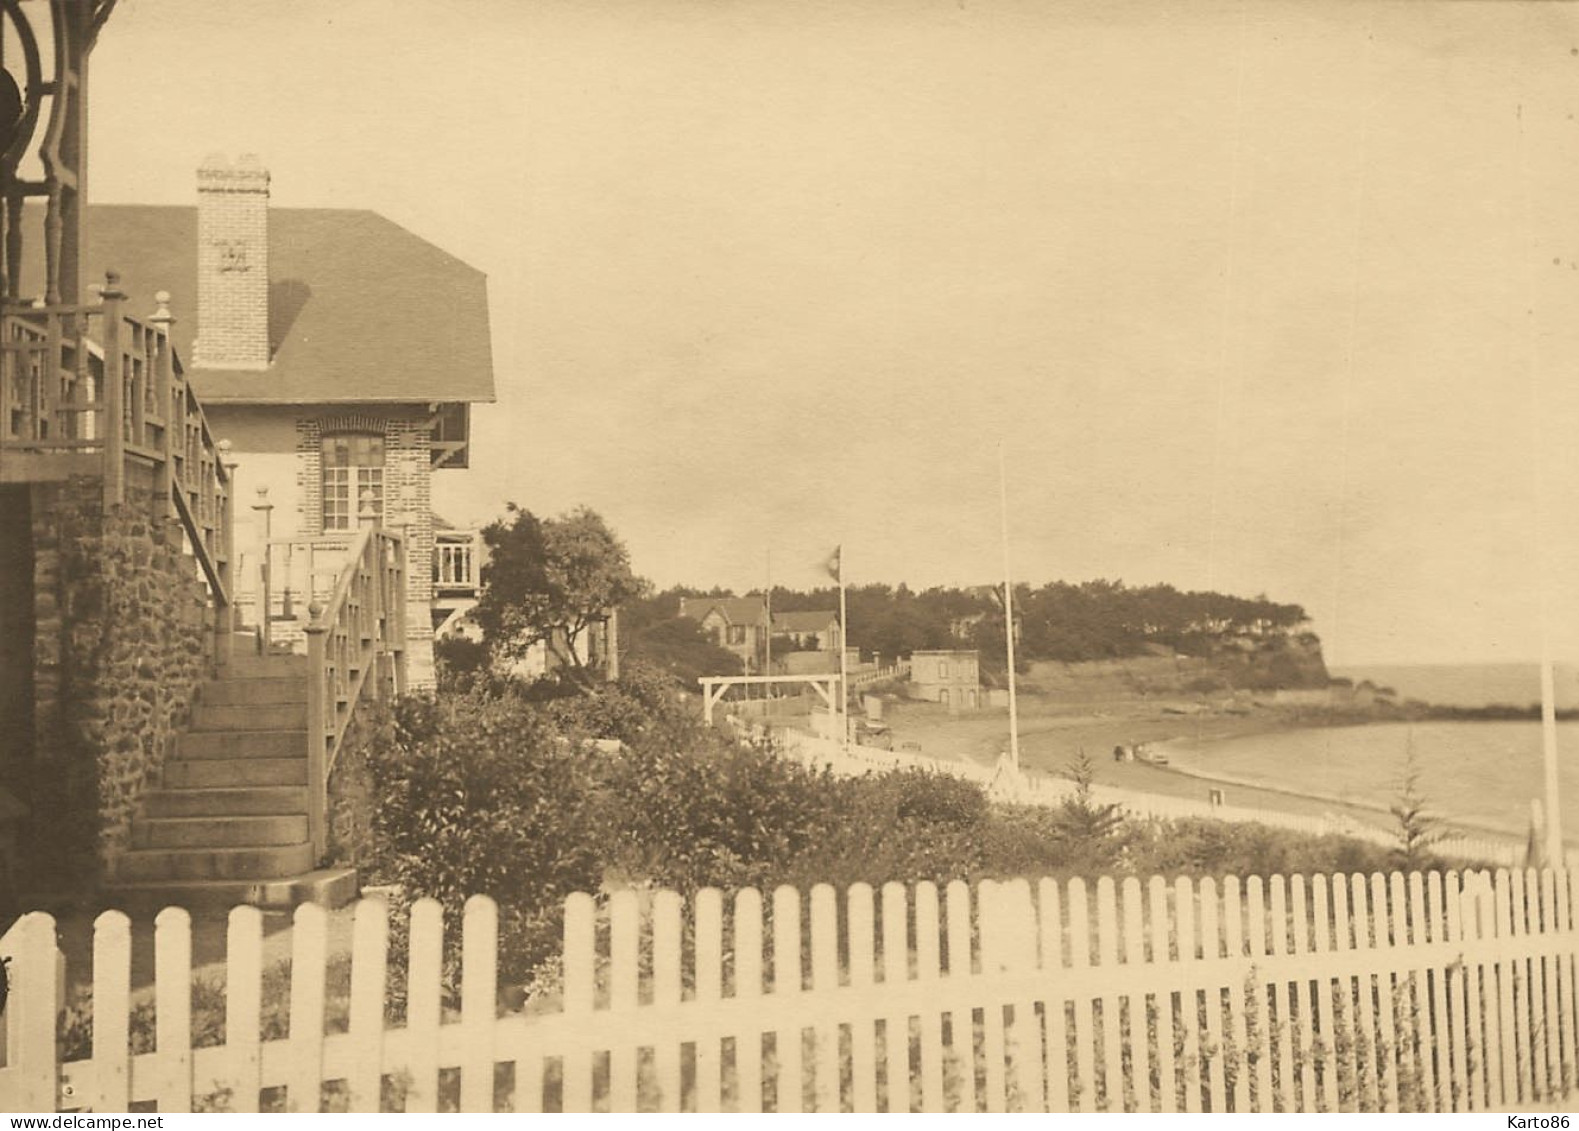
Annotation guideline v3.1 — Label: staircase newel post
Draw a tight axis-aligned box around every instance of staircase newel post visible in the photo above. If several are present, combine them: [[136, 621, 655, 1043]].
[[358, 491, 384, 694], [149, 291, 175, 525], [216, 440, 238, 664], [99, 272, 125, 509], [305, 601, 329, 865], [252, 487, 274, 655]]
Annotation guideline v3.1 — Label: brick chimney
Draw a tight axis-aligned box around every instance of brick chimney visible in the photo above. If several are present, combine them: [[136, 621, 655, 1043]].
[[193, 153, 270, 370]]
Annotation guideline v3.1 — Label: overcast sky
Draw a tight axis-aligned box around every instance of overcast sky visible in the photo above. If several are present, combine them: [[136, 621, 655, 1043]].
[[87, 0, 1579, 666]]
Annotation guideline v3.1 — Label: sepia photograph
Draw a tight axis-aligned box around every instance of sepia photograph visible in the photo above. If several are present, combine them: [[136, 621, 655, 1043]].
[[2, 0, 1579, 1116]]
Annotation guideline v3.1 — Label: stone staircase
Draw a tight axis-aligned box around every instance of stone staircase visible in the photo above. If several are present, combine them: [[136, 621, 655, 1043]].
[[109, 648, 357, 909]]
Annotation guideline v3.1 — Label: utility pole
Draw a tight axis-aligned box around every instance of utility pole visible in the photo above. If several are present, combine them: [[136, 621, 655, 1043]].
[[999, 444, 1020, 772]]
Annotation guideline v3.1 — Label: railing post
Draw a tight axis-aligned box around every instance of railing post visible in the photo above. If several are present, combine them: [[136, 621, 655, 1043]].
[[252, 486, 274, 655], [216, 440, 237, 665], [305, 603, 329, 865], [358, 491, 382, 687], [149, 291, 175, 524], [99, 272, 125, 509]]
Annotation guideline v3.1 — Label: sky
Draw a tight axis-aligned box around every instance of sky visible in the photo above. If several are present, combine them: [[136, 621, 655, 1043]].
[[81, 0, 1579, 666]]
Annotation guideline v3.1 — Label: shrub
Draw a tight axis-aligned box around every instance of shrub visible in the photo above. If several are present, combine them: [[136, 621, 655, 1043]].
[[363, 690, 607, 986]]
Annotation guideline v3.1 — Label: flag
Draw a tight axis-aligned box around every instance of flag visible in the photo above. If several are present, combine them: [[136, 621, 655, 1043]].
[[822, 545, 842, 582]]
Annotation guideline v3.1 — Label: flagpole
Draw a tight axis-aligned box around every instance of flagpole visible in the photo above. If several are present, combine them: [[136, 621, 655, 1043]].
[[999, 444, 1020, 772], [838, 548, 849, 750]]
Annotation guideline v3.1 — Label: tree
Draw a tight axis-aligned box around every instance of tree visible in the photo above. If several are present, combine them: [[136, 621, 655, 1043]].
[[1389, 734, 1441, 870], [1057, 748, 1126, 842], [627, 616, 744, 686], [473, 504, 647, 687]]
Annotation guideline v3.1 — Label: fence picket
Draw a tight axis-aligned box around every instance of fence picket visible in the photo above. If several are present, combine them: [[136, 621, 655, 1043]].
[[1540, 870, 1563, 1102], [651, 890, 683, 1112], [914, 882, 947, 1113], [284, 902, 328, 1113], [608, 889, 640, 1113], [1372, 873, 1400, 1112], [807, 884, 840, 1113], [1328, 874, 1357, 1112], [1268, 875, 1293, 1113], [1470, 871, 1503, 1111], [1176, 876, 1201, 1113], [1494, 871, 1520, 1106], [1289, 875, 1317, 1111], [945, 880, 974, 1112], [1039, 878, 1070, 1113], [1245, 876, 1273, 1112], [91, 911, 132, 1113], [882, 882, 913, 1112], [1427, 873, 1454, 1112], [1068, 878, 1096, 1112], [1443, 872, 1473, 1111], [1198, 877, 1226, 1113], [1309, 875, 1336, 1113], [1122, 878, 1154, 1113], [974, 881, 1008, 1113], [346, 898, 389, 1112], [845, 884, 877, 1113], [154, 907, 193, 1112], [3, 914, 59, 1110], [1400, 873, 1434, 1112], [561, 893, 595, 1112], [223, 906, 263, 1112], [734, 888, 765, 1113], [459, 896, 498, 1114], [1558, 872, 1578, 1101], [694, 888, 725, 1113], [1348, 875, 1380, 1112], [772, 885, 805, 1113], [1092, 877, 1125, 1112], [1148, 876, 1178, 1114], [404, 899, 443, 1114]]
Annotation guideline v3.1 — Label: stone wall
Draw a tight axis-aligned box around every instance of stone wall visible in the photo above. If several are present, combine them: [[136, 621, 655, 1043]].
[[28, 477, 214, 891]]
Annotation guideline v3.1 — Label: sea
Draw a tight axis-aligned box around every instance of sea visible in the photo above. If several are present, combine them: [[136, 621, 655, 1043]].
[[1331, 662, 1579, 711]]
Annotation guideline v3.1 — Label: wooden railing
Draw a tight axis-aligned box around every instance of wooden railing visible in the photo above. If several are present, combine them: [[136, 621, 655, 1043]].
[[303, 492, 406, 861], [0, 274, 235, 657]]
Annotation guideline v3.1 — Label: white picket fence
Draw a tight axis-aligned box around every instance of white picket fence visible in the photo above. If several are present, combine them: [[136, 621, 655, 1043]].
[[762, 724, 1548, 870], [3, 867, 1579, 1112]]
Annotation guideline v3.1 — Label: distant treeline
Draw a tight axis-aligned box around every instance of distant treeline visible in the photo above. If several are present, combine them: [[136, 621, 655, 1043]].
[[624, 579, 1313, 670]]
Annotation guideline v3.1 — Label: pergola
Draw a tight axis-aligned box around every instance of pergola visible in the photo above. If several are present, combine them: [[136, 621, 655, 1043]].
[[697, 673, 843, 726]]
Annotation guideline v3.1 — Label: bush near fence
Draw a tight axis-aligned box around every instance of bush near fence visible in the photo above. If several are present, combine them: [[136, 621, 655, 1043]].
[[4, 866, 1577, 1113]]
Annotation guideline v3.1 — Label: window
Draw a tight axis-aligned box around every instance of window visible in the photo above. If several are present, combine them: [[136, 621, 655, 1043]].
[[938, 660, 950, 680], [321, 433, 384, 531], [727, 625, 747, 645]]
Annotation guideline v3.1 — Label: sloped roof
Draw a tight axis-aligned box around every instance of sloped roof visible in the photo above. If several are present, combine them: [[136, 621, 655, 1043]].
[[23, 203, 495, 406], [679, 596, 769, 627], [773, 610, 838, 632]]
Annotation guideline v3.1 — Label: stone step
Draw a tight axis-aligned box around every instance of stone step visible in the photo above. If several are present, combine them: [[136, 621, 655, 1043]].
[[116, 841, 316, 883], [164, 757, 307, 788], [192, 701, 308, 731], [142, 785, 310, 818], [220, 651, 309, 680], [104, 868, 359, 913], [133, 814, 309, 849], [177, 729, 305, 760], [201, 676, 308, 706]]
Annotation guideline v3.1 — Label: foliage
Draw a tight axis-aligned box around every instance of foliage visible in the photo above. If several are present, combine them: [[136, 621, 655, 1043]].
[[361, 690, 607, 984], [1057, 749, 1127, 843], [632, 578, 1316, 678], [472, 504, 647, 685], [624, 615, 744, 685], [1389, 735, 1442, 871]]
